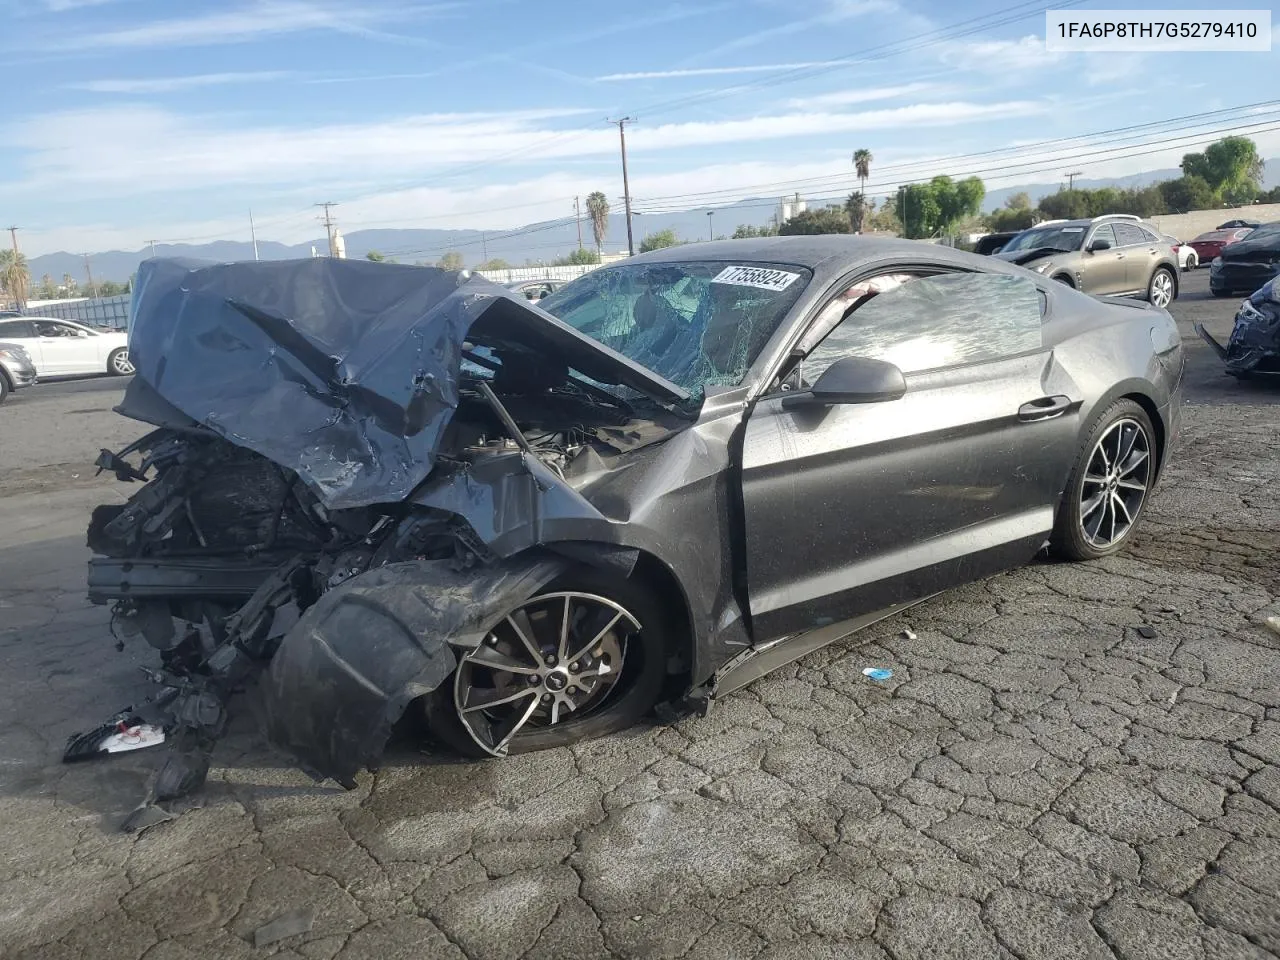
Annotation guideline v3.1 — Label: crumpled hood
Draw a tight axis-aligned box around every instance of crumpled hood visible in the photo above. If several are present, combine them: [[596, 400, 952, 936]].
[[120, 257, 687, 510]]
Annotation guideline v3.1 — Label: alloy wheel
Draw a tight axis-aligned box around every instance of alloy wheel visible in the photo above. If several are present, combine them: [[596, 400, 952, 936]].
[[1149, 270, 1173, 308], [1079, 417, 1151, 549], [112, 351, 135, 375], [454, 592, 640, 755]]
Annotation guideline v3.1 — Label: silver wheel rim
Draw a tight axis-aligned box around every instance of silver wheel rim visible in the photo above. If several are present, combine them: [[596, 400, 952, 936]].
[[1150, 271, 1173, 307], [112, 351, 134, 375], [454, 591, 640, 756], [1080, 417, 1151, 549]]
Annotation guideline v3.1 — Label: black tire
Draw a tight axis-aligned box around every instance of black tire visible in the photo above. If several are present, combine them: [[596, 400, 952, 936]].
[[1050, 399, 1157, 562], [424, 567, 671, 758], [107, 347, 133, 376], [1146, 266, 1175, 307], [0, 372, 9, 405]]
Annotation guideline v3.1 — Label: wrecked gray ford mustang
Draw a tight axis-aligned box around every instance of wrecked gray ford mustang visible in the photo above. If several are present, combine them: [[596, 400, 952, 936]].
[[79, 238, 1183, 802]]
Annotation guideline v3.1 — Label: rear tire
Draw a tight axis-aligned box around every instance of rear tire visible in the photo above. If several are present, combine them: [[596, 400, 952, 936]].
[[107, 347, 134, 376], [0, 372, 9, 405], [424, 568, 671, 758], [1146, 267, 1175, 307], [1050, 399, 1157, 562]]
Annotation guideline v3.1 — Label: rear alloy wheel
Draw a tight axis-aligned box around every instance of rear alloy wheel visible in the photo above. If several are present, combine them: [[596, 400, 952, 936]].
[[107, 347, 134, 376], [1185, 252, 1198, 271], [1051, 400, 1156, 561], [426, 572, 669, 757], [1147, 267, 1175, 308]]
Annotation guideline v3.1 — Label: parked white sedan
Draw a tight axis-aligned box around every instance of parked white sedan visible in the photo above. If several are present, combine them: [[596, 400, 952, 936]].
[[0, 316, 132, 377]]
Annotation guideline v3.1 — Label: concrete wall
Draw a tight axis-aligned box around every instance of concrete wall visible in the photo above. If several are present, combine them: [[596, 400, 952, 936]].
[[1146, 204, 1280, 240]]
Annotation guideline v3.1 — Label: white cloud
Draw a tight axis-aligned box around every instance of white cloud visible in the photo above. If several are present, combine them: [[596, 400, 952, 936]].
[[787, 82, 948, 109], [597, 61, 835, 82], [2, 100, 1047, 198], [708, 0, 898, 57], [44, 0, 121, 9], [67, 71, 296, 93], [939, 35, 1059, 72], [51, 1, 453, 51]]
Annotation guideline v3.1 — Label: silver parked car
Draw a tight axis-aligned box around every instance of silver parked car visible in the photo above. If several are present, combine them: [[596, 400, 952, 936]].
[[0, 341, 38, 403]]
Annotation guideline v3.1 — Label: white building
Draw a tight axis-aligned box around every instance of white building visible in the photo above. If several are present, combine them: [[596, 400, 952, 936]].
[[777, 194, 807, 224]]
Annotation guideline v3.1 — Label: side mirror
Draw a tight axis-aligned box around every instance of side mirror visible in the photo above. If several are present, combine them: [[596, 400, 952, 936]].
[[1088, 238, 1112, 252], [793, 356, 906, 405]]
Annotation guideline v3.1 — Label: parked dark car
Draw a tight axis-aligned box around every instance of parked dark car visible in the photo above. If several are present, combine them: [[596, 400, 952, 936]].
[[78, 244, 1183, 803], [1197, 276, 1280, 376], [0, 340, 37, 402], [1217, 219, 1261, 230], [1208, 221, 1280, 297], [974, 231, 1020, 256]]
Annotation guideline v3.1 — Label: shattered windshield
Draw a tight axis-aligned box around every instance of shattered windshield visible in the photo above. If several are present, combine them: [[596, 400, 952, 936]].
[[536, 260, 812, 400], [1001, 226, 1086, 254]]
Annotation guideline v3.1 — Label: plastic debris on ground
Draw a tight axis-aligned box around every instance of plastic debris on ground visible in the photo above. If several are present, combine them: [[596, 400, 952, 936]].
[[1135, 625, 1159, 639], [862, 667, 894, 682], [63, 715, 166, 762], [1265, 616, 1280, 637], [253, 908, 317, 948], [901, 629, 918, 640]]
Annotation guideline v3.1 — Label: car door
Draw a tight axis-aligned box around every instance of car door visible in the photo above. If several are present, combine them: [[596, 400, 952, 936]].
[[739, 269, 1084, 640], [32, 320, 100, 374], [1112, 222, 1155, 292], [1080, 224, 1126, 294], [0, 318, 40, 368]]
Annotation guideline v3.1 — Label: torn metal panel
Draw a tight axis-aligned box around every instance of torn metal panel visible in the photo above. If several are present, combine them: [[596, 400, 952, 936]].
[[259, 556, 566, 784]]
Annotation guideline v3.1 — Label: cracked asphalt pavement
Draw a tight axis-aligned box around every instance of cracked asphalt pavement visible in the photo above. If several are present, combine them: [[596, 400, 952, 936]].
[[2, 271, 1278, 959]]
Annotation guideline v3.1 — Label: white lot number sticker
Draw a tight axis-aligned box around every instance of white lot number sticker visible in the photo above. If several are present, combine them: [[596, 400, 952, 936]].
[[712, 265, 800, 292]]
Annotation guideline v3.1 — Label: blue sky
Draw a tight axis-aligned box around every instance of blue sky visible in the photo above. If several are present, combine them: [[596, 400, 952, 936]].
[[2, 0, 1278, 255]]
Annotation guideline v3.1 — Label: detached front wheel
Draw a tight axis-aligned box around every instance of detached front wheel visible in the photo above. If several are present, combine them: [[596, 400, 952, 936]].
[[426, 571, 669, 757], [1050, 399, 1156, 561]]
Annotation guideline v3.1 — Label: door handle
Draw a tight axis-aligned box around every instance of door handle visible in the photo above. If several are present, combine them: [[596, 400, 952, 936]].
[[1018, 395, 1072, 421]]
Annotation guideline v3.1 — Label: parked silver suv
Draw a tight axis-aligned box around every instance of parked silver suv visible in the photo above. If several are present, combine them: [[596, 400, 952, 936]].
[[994, 214, 1180, 307]]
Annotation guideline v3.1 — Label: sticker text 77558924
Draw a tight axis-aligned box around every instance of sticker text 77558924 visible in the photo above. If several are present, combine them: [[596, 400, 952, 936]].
[[712, 266, 801, 292]]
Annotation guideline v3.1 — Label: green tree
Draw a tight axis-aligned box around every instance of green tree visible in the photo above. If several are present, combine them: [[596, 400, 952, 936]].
[[778, 206, 852, 235], [365, 250, 386, 261], [987, 206, 1035, 232], [436, 252, 464, 270], [61, 273, 78, 297], [475, 258, 511, 270], [0, 249, 30, 307], [853, 148, 873, 197], [553, 248, 600, 266], [1159, 175, 1216, 213], [1037, 188, 1092, 221], [845, 191, 867, 232], [1257, 185, 1280, 203], [639, 228, 681, 252], [585, 191, 610, 254], [866, 195, 901, 233], [1182, 136, 1264, 203], [896, 176, 984, 238], [731, 223, 778, 238], [37, 273, 57, 299]]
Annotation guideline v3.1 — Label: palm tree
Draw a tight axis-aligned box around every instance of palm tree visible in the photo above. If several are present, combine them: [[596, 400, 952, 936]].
[[853, 148, 873, 200], [586, 191, 610, 255], [0, 249, 30, 309]]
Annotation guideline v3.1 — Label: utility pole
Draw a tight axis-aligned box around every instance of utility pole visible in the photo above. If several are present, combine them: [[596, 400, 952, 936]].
[[147, 239, 157, 257], [481, 232, 488, 262], [608, 118, 636, 256], [707, 211, 714, 241], [316, 202, 338, 257], [1065, 171, 1083, 194], [249, 209, 260, 261], [574, 196, 583, 251], [84, 255, 97, 299], [5, 226, 25, 308]]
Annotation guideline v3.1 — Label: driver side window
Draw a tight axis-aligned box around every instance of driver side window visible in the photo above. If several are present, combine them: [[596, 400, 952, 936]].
[[36, 321, 70, 337], [796, 271, 1045, 385]]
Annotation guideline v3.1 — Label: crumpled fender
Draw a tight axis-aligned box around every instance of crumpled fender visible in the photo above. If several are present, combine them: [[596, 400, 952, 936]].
[[260, 555, 567, 786]]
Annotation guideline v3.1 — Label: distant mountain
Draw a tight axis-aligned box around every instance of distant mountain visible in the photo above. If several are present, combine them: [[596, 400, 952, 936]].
[[28, 158, 1280, 283]]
